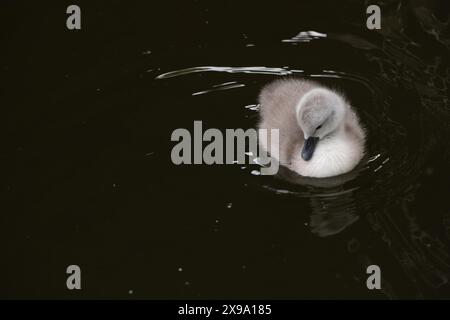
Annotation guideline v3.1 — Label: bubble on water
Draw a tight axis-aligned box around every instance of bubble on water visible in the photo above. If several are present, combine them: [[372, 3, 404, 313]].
[[244, 104, 260, 111], [347, 238, 360, 253], [367, 154, 381, 162]]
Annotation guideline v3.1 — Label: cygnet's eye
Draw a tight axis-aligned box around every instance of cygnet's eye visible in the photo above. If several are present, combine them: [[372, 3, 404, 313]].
[[316, 125, 322, 131]]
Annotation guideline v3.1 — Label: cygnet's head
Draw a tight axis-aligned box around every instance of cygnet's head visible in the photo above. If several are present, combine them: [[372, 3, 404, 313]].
[[296, 88, 347, 161]]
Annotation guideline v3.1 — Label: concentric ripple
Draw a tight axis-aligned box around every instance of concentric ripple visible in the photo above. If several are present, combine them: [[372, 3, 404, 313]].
[[153, 19, 450, 296]]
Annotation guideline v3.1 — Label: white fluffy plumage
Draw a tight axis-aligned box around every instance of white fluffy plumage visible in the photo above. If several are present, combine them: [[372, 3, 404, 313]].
[[258, 78, 366, 178]]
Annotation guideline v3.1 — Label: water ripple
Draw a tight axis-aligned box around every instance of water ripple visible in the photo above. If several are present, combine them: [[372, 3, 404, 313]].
[[156, 66, 294, 79]]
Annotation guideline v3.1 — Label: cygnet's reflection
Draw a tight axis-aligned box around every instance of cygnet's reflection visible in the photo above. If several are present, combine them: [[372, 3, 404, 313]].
[[275, 165, 362, 237]]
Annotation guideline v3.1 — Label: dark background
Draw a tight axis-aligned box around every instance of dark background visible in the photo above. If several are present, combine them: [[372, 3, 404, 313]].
[[1, 0, 450, 299]]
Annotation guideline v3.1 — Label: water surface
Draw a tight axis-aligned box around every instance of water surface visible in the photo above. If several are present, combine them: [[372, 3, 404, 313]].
[[2, 0, 450, 298]]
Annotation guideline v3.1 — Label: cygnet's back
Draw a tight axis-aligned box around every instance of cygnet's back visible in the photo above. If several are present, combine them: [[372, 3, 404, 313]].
[[258, 78, 319, 165]]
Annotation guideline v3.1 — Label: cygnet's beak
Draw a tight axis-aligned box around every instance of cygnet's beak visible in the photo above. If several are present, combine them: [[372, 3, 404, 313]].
[[301, 136, 319, 161]]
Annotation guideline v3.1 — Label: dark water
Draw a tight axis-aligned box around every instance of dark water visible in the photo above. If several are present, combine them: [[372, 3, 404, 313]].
[[2, 0, 450, 299]]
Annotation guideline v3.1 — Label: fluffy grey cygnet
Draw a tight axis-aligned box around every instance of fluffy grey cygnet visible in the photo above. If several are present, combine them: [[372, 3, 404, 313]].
[[258, 78, 366, 178]]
